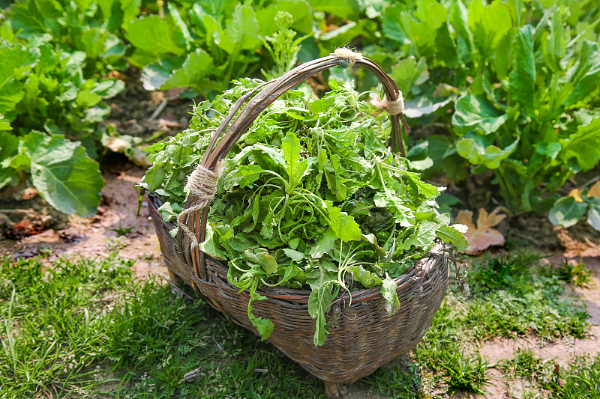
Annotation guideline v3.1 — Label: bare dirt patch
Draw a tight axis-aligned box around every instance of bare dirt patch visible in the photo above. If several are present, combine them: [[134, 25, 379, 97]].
[[8, 166, 167, 280]]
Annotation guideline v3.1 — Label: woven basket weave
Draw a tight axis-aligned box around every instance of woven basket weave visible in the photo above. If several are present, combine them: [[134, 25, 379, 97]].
[[147, 54, 451, 397]]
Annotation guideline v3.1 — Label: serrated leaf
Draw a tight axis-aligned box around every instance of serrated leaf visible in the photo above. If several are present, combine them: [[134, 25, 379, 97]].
[[510, 26, 536, 116], [327, 203, 362, 242], [308, 283, 334, 346], [436, 225, 468, 252]]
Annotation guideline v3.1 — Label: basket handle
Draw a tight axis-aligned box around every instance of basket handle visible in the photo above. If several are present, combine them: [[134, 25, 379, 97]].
[[177, 51, 410, 285]]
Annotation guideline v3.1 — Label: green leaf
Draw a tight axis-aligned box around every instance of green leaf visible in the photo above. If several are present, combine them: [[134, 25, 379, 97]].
[[510, 26, 536, 116], [248, 289, 275, 340], [449, 0, 474, 63], [308, 283, 334, 346], [544, 6, 568, 73], [217, 4, 261, 54], [549, 196, 588, 228], [563, 41, 600, 108], [76, 90, 102, 108], [309, 0, 358, 19], [309, 227, 337, 259], [436, 225, 468, 252], [161, 49, 215, 93], [21, 132, 104, 217], [380, 274, 400, 316], [282, 132, 301, 189], [348, 265, 382, 288], [468, 0, 512, 61], [309, 97, 336, 114], [452, 92, 508, 136], [588, 204, 600, 231], [125, 16, 185, 58], [403, 220, 436, 250], [327, 203, 362, 242], [560, 117, 600, 171], [456, 137, 517, 169], [0, 132, 19, 189], [390, 56, 428, 98], [168, 2, 193, 50]]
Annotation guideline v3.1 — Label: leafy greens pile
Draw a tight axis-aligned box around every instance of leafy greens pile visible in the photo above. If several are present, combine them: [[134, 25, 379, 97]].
[[142, 79, 467, 346]]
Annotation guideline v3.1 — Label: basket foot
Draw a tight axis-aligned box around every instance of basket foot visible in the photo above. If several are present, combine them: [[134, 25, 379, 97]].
[[324, 381, 346, 399], [167, 268, 183, 285]]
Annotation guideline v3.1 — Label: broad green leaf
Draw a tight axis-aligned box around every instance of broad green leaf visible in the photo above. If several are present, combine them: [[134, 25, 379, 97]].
[[383, 8, 437, 58], [217, 4, 261, 54], [309, 0, 359, 19], [309, 97, 336, 114], [309, 227, 337, 259], [76, 90, 102, 108], [380, 274, 400, 315], [404, 220, 436, 250], [349, 265, 382, 288], [510, 26, 536, 117], [588, 204, 600, 231], [327, 203, 362, 242], [456, 137, 517, 169], [452, 92, 508, 136], [436, 225, 468, 252], [199, 224, 228, 260], [161, 49, 215, 93], [125, 16, 185, 58], [21, 132, 104, 217], [560, 117, 600, 171], [256, 0, 313, 36], [390, 57, 428, 98], [549, 196, 588, 228], [468, 0, 512, 61], [563, 41, 600, 108]]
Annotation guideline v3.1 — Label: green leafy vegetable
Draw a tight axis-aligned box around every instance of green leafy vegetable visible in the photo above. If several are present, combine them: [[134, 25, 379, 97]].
[[142, 80, 466, 345]]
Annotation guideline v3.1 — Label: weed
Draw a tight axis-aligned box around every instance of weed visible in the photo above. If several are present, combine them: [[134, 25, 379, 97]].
[[109, 220, 135, 236], [106, 236, 127, 252], [540, 259, 595, 289]]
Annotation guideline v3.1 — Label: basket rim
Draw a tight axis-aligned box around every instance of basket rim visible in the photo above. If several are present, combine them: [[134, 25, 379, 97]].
[[148, 193, 448, 305]]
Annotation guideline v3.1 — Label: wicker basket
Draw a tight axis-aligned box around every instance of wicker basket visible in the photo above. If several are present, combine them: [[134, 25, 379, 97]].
[[147, 53, 451, 398]]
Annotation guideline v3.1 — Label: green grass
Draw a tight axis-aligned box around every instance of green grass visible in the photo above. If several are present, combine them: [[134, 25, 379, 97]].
[[0, 250, 593, 398], [500, 349, 600, 398], [0, 254, 324, 398]]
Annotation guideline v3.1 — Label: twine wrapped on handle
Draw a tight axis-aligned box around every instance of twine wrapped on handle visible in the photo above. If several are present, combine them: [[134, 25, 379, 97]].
[[177, 165, 219, 248], [370, 93, 404, 115]]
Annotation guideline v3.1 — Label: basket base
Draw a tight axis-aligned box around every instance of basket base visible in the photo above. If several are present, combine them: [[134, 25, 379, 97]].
[[324, 381, 346, 399]]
